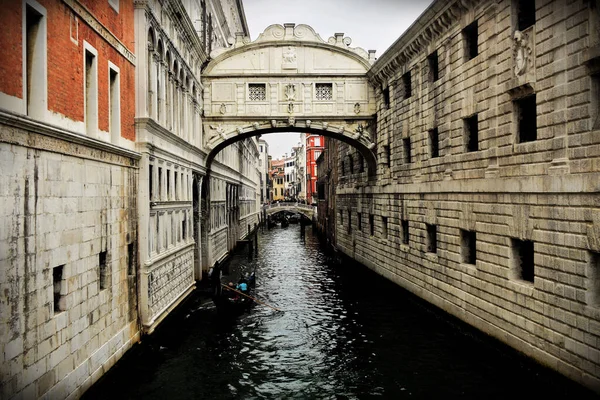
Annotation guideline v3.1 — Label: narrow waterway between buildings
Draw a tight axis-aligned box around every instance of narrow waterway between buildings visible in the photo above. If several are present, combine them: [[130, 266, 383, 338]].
[[83, 224, 597, 399]]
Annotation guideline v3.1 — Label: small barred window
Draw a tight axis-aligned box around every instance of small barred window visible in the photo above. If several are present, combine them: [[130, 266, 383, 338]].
[[315, 83, 333, 100], [249, 84, 266, 101]]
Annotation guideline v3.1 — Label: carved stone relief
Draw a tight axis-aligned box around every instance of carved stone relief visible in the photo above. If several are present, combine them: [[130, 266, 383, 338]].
[[513, 30, 532, 77]]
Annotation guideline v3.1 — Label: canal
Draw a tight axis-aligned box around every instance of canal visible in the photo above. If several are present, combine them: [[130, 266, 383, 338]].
[[83, 224, 597, 399]]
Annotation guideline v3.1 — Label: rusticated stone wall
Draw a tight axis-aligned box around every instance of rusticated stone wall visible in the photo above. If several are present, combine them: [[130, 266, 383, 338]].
[[0, 122, 139, 399], [335, 0, 600, 392]]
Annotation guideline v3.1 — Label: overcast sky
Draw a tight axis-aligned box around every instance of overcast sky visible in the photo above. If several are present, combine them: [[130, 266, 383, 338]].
[[243, 0, 434, 159]]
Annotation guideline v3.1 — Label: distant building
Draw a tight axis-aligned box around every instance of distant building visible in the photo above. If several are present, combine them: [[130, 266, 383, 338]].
[[258, 139, 269, 204], [306, 134, 325, 204], [270, 158, 285, 201]]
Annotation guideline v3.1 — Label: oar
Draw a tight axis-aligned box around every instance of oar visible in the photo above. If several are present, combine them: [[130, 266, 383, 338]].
[[221, 284, 282, 312]]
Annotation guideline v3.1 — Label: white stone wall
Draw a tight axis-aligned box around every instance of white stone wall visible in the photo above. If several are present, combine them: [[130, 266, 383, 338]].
[[0, 123, 139, 399], [336, 0, 600, 392]]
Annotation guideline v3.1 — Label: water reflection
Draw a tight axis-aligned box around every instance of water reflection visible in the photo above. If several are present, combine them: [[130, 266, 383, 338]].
[[83, 225, 597, 399]]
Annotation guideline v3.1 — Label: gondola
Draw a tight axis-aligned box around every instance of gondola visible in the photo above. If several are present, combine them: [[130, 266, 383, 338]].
[[212, 272, 256, 314]]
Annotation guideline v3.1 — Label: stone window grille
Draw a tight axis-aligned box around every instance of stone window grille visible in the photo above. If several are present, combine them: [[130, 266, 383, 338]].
[[515, 94, 537, 143], [53, 265, 66, 313], [463, 21, 479, 61], [403, 138, 411, 164], [402, 220, 409, 244], [99, 251, 108, 290], [587, 251, 600, 306], [511, 238, 535, 282], [429, 128, 439, 158], [249, 84, 266, 101], [426, 224, 437, 253], [461, 229, 477, 265], [464, 114, 479, 152], [315, 83, 333, 100]]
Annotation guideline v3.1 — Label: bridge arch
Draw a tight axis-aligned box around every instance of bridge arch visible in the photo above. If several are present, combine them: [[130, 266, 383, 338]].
[[205, 122, 377, 177]]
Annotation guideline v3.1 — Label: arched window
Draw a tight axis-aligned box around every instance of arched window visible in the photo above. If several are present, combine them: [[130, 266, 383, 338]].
[[147, 29, 155, 116]]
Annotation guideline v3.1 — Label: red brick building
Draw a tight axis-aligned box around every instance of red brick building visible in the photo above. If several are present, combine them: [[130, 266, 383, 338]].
[[305, 134, 324, 204], [0, 0, 135, 142]]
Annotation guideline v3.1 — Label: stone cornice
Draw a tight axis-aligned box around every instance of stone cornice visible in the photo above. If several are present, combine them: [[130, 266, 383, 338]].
[[0, 109, 140, 162], [62, 0, 136, 65], [367, 0, 477, 86]]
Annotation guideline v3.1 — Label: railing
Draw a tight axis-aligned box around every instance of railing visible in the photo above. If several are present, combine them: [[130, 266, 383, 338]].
[[263, 202, 316, 213]]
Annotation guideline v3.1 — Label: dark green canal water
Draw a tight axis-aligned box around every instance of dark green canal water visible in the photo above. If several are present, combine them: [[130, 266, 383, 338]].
[[83, 224, 597, 399]]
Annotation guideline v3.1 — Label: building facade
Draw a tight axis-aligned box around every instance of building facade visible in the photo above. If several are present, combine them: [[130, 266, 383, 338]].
[[270, 158, 285, 201], [258, 138, 269, 204], [0, 1, 139, 398], [331, 0, 600, 391], [306, 134, 324, 204]]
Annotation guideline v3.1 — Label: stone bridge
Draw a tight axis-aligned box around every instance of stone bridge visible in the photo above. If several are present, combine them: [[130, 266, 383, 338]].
[[264, 202, 316, 220], [202, 23, 379, 176]]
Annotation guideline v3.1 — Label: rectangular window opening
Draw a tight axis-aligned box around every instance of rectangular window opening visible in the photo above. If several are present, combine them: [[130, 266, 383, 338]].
[[347, 210, 352, 234], [382, 86, 390, 109], [249, 84, 266, 101], [26, 4, 44, 118], [357, 212, 362, 231], [369, 214, 374, 236], [517, 0, 536, 31], [426, 224, 437, 254], [85, 49, 97, 134], [428, 51, 439, 82], [349, 155, 354, 174], [182, 218, 187, 240], [166, 169, 171, 199], [402, 220, 409, 245], [174, 172, 179, 200], [158, 167, 163, 199], [53, 265, 65, 313], [511, 238, 535, 283], [464, 114, 479, 152], [592, 73, 600, 130], [429, 128, 439, 158], [382, 216, 388, 239], [403, 138, 411, 164], [339, 209, 343, 226], [358, 154, 365, 172], [127, 242, 135, 276], [109, 68, 120, 143], [515, 94, 537, 143], [315, 83, 333, 100], [384, 145, 391, 168], [402, 71, 411, 99], [149, 165, 154, 200], [461, 230, 477, 265], [463, 21, 479, 61], [588, 251, 600, 307], [99, 250, 108, 290]]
